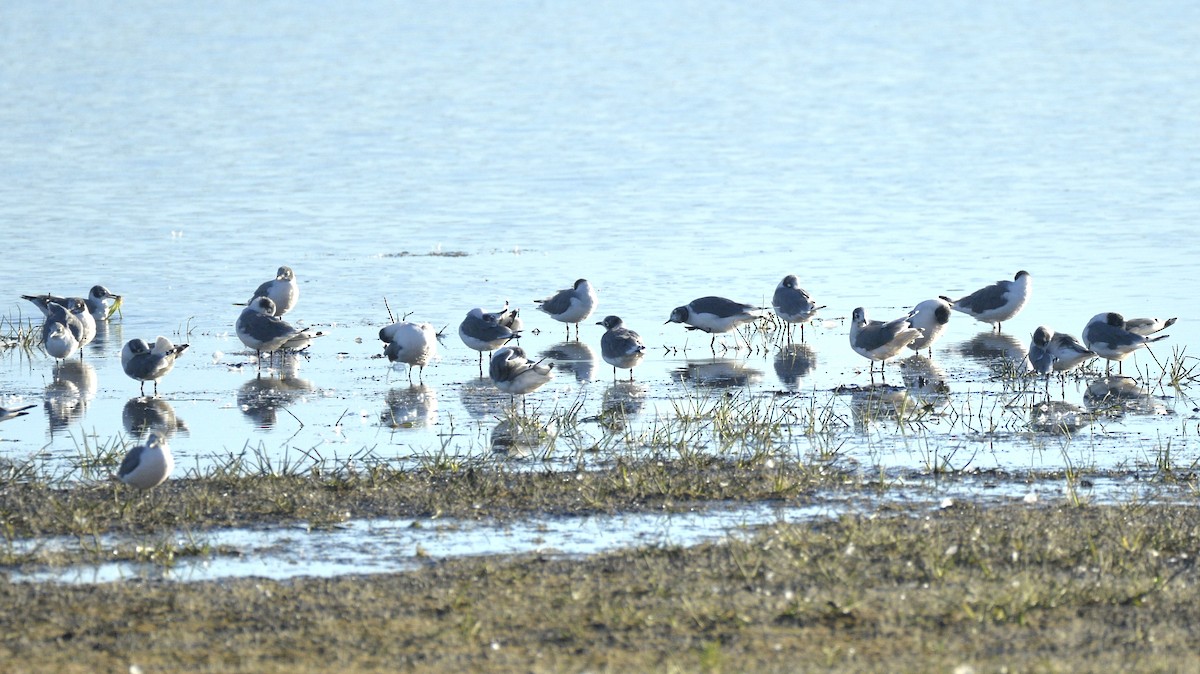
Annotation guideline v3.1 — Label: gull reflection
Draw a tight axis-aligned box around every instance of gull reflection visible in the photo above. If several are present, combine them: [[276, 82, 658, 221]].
[[774, 344, 816, 390], [122, 396, 188, 439], [459, 376, 511, 420], [44, 360, 97, 432], [237, 357, 316, 429], [900, 355, 950, 411], [1084, 376, 1167, 417], [672, 358, 763, 388], [598, 381, 648, 429], [540, 341, 596, 383], [381, 385, 439, 429], [841, 383, 912, 432], [956, 331, 1027, 368], [1028, 400, 1090, 435], [491, 415, 556, 458]]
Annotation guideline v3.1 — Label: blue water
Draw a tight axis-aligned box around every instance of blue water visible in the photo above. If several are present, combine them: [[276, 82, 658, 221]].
[[2, 0, 1198, 481]]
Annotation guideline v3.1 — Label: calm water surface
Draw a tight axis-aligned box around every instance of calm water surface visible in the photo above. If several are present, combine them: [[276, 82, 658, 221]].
[[2, 0, 1198, 578]]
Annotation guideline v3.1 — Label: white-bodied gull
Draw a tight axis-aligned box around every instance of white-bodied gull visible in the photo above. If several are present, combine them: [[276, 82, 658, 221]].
[[121, 336, 189, 395], [489, 346, 555, 408], [116, 432, 174, 490], [41, 302, 85, 360], [23, 285, 121, 322], [379, 320, 439, 382], [849, 307, 923, 379], [772, 275, 825, 343], [1083, 312, 1169, 374], [459, 307, 521, 369], [597, 315, 646, 381], [666, 296, 766, 349], [949, 270, 1032, 332], [251, 266, 299, 317], [536, 279, 597, 340], [906, 297, 953, 355], [236, 296, 315, 364]]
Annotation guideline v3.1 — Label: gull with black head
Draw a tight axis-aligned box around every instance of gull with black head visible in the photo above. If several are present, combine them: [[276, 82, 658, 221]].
[[597, 315, 646, 381], [1083, 312, 1169, 374], [949, 271, 1032, 332], [772, 275, 825, 343], [536, 279, 597, 341], [666, 296, 766, 350]]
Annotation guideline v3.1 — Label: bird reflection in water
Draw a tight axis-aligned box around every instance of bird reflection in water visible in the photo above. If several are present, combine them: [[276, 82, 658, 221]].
[[956, 331, 1027, 368], [491, 414, 557, 458], [539, 341, 596, 383], [1084, 376, 1167, 417], [774, 344, 816, 390], [1028, 400, 1090, 435], [672, 358, 763, 388], [44, 360, 97, 432], [123, 396, 188, 439], [237, 355, 315, 429], [596, 380, 648, 430], [381, 385, 439, 429]]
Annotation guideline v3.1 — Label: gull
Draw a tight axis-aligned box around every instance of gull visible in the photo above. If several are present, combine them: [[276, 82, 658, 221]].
[[379, 321, 439, 382], [251, 266, 299, 316], [666, 296, 767, 349], [949, 270, 1032, 332], [236, 297, 315, 364], [1028, 326, 1055, 376], [22, 285, 121, 322], [772, 275, 826, 343], [1028, 326, 1055, 395], [116, 432, 174, 490], [0, 404, 36, 423], [489, 346, 554, 409], [487, 301, 523, 333], [459, 308, 521, 369], [1123, 316, 1177, 337], [849, 307, 923, 379], [536, 279, 597, 340], [1083, 312, 1169, 374], [121, 336, 190, 395], [1048, 332, 1095, 373], [597, 315, 646, 381], [906, 297, 953, 355], [41, 302, 84, 360]]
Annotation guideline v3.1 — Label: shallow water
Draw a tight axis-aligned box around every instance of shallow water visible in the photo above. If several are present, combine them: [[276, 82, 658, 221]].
[[2, 0, 1199, 577]]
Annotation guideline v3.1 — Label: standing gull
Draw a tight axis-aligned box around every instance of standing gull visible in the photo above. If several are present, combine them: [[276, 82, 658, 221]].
[[848, 307, 923, 379], [1028, 326, 1055, 395], [666, 296, 766, 349], [379, 321, 439, 382], [1083, 312, 1169, 374], [41, 302, 84, 360], [536, 279, 597, 340], [772, 275, 825, 343], [116, 432, 174, 490], [459, 308, 522, 370], [949, 270, 1032, 332], [597, 315, 646, 381], [235, 297, 314, 364], [251, 266, 300, 316], [906, 297, 953, 355], [23, 285, 121, 323], [489, 346, 555, 410], [121, 336, 190, 395]]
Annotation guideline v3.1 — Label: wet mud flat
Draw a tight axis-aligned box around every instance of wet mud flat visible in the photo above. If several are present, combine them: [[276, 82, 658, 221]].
[[4, 464, 1200, 672]]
